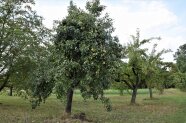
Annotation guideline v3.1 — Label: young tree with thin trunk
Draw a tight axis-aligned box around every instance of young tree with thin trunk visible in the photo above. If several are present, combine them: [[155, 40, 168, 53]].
[[118, 29, 160, 104], [143, 44, 171, 99]]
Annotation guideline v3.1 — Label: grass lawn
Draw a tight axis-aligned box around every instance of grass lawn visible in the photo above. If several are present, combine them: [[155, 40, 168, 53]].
[[0, 89, 186, 123]]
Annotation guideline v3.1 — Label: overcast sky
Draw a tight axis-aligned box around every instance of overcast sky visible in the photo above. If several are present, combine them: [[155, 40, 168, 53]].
[[34, 0, 186, 62]]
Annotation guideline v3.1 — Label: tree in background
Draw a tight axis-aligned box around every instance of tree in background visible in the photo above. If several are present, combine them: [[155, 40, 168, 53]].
[[118, 29, 160, 104], [174, 44, 186, 91], [174, 72, 186, 91], [174, 44, 186, 73], [112, 80, 128, 96], [143, 44, 171, 99], [31, 0, 122, 115], [0, 0, 49, 92]]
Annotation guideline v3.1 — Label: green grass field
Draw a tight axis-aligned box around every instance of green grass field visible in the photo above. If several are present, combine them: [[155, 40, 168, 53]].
[[0, 89, 186, 123]]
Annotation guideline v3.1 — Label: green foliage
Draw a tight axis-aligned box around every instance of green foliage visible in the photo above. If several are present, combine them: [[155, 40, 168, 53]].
[[86, 0, 105, 17], [174, 72, 186, 91], [174, 44, 186, 73], [143, 43, 172, 95], [17, 90, 29, 99], [0, 0, 49, 91], [31, 0, 122, 112], [116, 30, 155, 103], [120, 30, 156, 88], [100, 96, 112, 111], [112, 82, 128, 95], [117, 30, 171, 102], [174, 44, 186, 91]]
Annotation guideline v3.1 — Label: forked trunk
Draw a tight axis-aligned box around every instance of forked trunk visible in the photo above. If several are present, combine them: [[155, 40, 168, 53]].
[[130, 87, 137, 104], [65, 88, 74, 115]]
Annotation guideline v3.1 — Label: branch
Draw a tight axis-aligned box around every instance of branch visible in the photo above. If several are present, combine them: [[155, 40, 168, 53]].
[[132, 67, 137, 76], [124, 80, 133, 89], [114, 76, 133, 89], [124, 73, 135, 87]]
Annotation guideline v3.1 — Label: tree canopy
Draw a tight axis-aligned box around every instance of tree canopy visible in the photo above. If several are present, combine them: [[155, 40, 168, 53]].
[[174, 43, 186, 91], [174, 44, 186, 73], [117, 30, 167, 104], [30, 0, 122, 114], [0, 0, 50, 91]]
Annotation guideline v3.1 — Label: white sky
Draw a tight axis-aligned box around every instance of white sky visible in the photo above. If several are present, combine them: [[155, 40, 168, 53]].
[[34, 0, 186, 62]]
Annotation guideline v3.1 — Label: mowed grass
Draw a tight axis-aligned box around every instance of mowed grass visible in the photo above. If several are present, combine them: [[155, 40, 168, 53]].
[[0, 89, 186, 123]]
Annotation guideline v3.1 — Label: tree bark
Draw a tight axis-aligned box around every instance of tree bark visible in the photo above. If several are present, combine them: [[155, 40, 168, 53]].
[[65, 88, 74, 115], [149, 87, 153, 99], [9, 86, 13, 96], [130, 87, 137, 104]]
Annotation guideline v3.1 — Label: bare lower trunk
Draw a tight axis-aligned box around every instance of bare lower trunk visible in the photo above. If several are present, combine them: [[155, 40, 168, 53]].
[[119, 89, 124, 96], [65, 88, 74, 115], [149, 87, 153, 99], [9, 86, 13, 96], [130, 87, 137, 104]]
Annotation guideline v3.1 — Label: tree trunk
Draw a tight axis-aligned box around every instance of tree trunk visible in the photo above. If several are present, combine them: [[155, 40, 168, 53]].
[[9, 86, 13, 96], [130, 87, 137, 104], [65, 88, 74, 115], [119, 89, 124, 96], [0, 74, 10, 92], [149, 87, 153, 99]]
